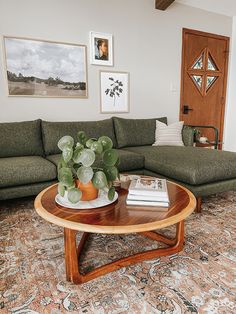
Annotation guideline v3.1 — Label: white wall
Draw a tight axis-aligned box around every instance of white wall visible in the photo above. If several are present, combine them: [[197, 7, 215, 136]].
[[0, 0, 232, 123], [224, 16, 236, 152]]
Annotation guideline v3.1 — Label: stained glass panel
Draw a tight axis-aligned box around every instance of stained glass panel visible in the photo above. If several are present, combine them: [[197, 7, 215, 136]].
[[208, 55, 218, 71], [192, 54, 203, 70], [206, 76, 217, 90], [192, 75, 202, 89]]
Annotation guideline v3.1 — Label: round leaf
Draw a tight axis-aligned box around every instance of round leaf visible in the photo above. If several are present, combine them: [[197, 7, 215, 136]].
[[73, 145, 84, 163], [62, 146, 73, 163], [90, 141, 103, 154], [67, 188, 82, 203], [108, 186, 115, 201], [92, 171, 108, 189], [103, 166, 118, 181], [58, 183, 65, 197], [75, 142, 84, 149], [77, 166, 94, 184], [98, 136, 113, 151], [79, 149, 96, 167], [103, 149, 119, 166], [78, 131, 87, 145], [86, 138, 96, 148], [58, 167, 73, 187], [58, 136, 74, 151]]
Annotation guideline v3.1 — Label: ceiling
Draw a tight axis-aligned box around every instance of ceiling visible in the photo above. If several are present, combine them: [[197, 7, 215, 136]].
[[176, 0, 236, 17]]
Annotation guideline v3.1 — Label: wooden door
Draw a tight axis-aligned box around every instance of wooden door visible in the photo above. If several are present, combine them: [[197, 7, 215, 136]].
[[180, 28, 229, 144]]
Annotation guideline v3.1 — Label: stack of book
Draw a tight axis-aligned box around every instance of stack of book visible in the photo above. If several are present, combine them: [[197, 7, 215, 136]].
[[126, 177, 169, 208]]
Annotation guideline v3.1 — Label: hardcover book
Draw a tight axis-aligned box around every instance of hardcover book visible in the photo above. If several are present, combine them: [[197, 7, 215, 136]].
[[127, 193, 169, 203], [128, 178, 169, 197], [126, 199, 169, 207]]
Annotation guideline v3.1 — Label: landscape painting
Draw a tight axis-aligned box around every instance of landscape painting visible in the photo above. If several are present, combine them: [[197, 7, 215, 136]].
[[3, 37, 88, 97]]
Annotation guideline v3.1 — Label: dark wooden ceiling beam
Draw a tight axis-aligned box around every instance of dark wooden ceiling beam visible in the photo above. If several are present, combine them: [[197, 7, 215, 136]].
[[155, 0, 175, 11]]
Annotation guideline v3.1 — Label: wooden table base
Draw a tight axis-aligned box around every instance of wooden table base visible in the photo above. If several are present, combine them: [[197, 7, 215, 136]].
[[64, 220, 185, 284]]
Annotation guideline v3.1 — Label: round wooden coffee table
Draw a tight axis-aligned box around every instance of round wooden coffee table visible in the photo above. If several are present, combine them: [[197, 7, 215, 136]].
[[34, 178, 196, 284]]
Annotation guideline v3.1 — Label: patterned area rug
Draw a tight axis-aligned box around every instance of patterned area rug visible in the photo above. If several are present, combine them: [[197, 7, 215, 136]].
[[0, 192, 236, 314]]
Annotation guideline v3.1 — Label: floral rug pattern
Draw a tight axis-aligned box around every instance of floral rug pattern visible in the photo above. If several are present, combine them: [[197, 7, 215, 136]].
[[0, 192, 236, 313]]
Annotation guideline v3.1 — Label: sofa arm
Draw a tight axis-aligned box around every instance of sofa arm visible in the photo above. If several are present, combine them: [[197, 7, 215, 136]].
[[186, 125, 219, 149], [182, 125, 195, 146]]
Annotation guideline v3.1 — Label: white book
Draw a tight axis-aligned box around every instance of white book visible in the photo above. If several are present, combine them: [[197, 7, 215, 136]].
[[126, 199, 169, 207], [128, 178, 169, 197], [127, 192, 169, 203]]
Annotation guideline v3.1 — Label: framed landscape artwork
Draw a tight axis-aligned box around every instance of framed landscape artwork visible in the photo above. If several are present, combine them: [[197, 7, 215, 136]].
[[3, 36, 88, 98], [90, 32, 113, 66], [100, 71, 129, 113]]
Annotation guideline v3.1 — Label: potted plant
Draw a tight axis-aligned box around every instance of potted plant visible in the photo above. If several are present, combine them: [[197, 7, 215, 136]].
[[57, 131, 119, 204]]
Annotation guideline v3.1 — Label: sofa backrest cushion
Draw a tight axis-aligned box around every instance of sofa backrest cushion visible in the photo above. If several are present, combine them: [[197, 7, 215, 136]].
[[42, 118, 117, 155], [113, 116, 168, 148], [182, 126, 194, 147], [0, 119, 44, 158]]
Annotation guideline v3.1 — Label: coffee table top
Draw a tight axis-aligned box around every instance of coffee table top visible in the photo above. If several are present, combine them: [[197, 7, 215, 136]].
[[35, 177, 196, 234]]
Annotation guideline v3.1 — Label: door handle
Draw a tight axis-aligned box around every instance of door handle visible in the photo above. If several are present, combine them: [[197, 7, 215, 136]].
[[183, 105, 193, 114]]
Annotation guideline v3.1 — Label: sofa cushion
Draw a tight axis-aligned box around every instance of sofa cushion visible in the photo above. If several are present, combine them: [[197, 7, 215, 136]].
[[47, 149, 144, 172], [42, 118, 117, 156], [117, 150, 144, 171], [0, 156, 57, 188], [0, 119, 44, 157], [113, 116, 167, 148], [153, 121, 184, 146], [124, 146, 236, 185]]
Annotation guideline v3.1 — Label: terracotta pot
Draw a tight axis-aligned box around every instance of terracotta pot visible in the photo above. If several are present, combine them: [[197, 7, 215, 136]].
[[75, 180, 98, 201]]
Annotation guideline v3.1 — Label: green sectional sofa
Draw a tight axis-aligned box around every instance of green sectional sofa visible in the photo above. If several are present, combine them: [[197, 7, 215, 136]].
[[1, 117, 236, 212]]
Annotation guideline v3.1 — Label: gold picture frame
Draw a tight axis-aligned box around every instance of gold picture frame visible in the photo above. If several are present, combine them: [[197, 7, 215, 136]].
[[3, 36, 88, 98]]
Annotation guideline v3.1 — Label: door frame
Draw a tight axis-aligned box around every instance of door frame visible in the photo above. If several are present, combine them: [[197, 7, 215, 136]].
[[180, 28, 230, 142]]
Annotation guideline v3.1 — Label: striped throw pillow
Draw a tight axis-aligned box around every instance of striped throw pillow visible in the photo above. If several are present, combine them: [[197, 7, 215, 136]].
[[153, 121, 184, 146]]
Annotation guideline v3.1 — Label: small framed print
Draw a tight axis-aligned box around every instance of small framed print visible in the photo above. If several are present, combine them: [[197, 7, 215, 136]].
[[100, 71, 130, 113], [90, 32, 113, 66]]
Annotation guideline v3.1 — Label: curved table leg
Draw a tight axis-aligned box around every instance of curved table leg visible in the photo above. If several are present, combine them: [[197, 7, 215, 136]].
[[64, 220, 185, 284]]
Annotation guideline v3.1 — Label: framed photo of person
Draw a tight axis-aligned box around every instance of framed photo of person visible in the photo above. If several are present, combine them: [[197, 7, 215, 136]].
[[90, 32, 113, 66], [100, 71, 130, 113]]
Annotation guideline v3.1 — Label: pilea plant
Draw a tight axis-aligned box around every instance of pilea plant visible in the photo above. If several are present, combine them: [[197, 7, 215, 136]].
[[57, 131, 119, 203]]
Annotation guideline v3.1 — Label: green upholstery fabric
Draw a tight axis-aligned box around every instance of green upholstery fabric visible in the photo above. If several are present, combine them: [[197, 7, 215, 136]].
[[0, 156, 57, 188], [0, 119, 44, 157], [113, 116, 167, 148], [182, 126, 194, 147], [42, 119, 117, 155], [144, 169, 236, 197], [0, 181, 56, 201], [47, 149, 144, 172], [116, 150, 144, 171], [124, 146, 236, 185]]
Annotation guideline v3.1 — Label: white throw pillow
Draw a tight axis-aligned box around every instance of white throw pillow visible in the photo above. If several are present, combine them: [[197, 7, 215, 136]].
[[153, 120, 184, 146]]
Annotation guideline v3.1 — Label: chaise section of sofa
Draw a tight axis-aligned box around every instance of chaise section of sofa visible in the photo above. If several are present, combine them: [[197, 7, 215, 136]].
[[112, 116, 236, 211], [123, 146, 236, 186]]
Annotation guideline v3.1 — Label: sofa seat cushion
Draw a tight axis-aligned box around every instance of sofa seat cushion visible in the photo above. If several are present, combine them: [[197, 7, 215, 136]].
[[124, 146, 236, 185], [117, 150, 144, 171], [47, 149, 144, 173], [0, 156, 57, 188]]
